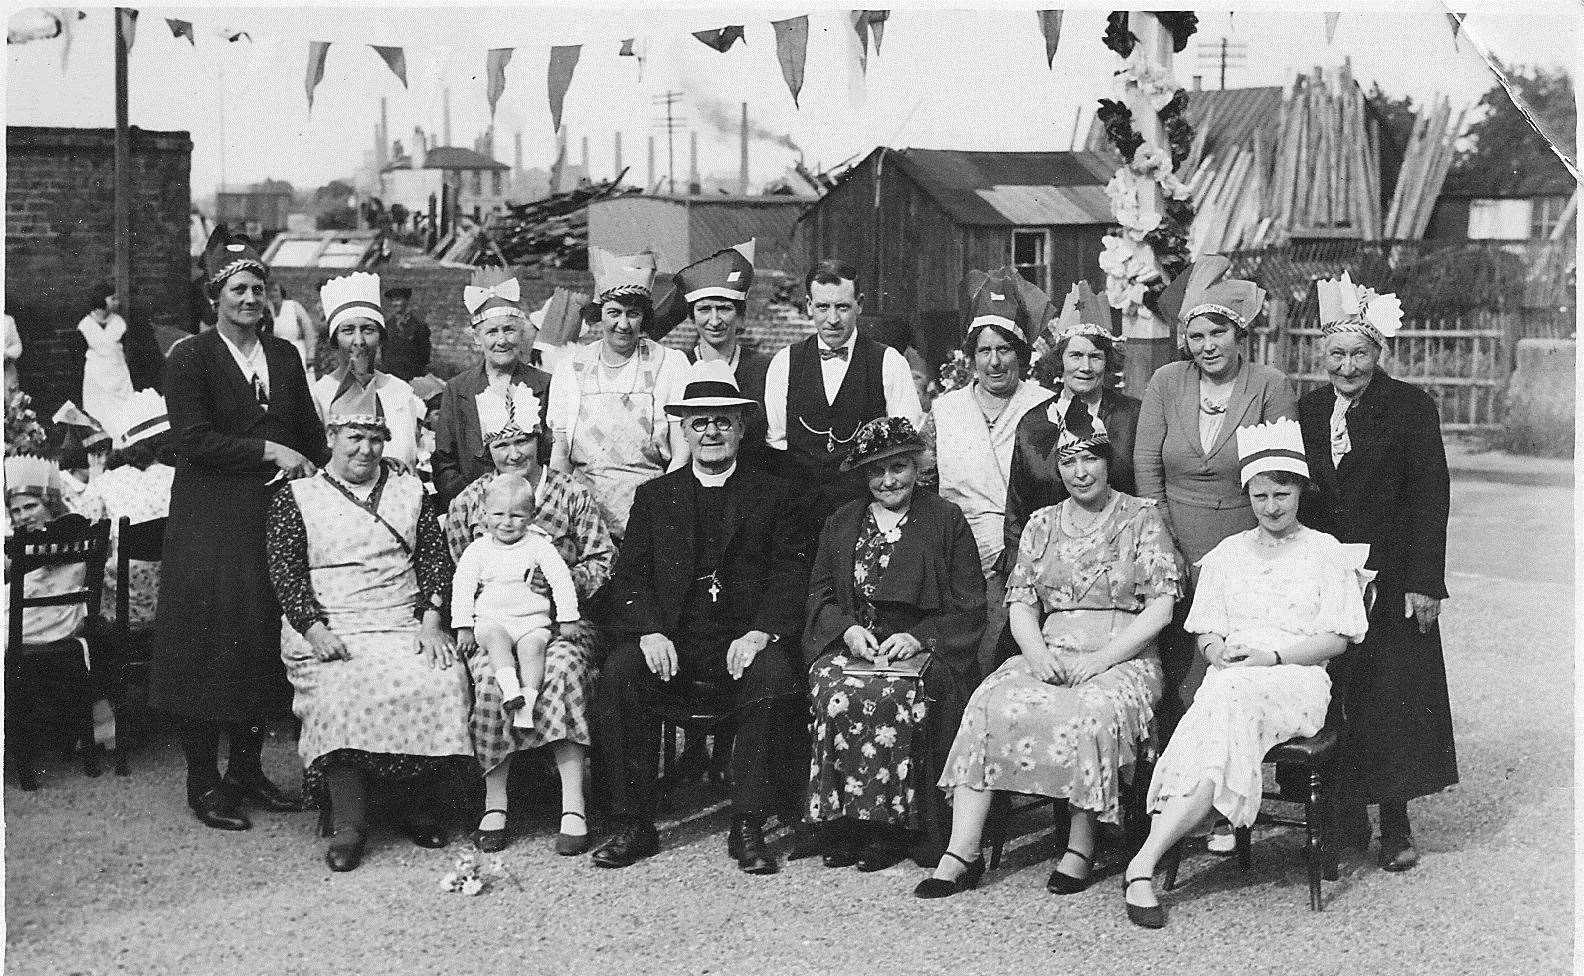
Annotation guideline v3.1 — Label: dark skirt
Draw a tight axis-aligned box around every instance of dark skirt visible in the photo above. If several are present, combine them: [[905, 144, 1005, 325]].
[[1335, 581, 1459, 805], [150, 468, 293, 724]]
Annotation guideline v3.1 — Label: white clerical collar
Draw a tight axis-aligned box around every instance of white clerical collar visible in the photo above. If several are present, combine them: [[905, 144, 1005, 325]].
[[692, 461, 737, 488]]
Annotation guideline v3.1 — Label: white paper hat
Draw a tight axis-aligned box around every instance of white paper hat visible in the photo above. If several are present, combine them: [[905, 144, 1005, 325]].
[[320, 272, 385, 334]]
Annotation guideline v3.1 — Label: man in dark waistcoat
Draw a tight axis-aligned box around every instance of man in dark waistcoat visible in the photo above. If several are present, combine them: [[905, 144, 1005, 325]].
[[764, 259, 923, 528], [590, 360, 812, 875]]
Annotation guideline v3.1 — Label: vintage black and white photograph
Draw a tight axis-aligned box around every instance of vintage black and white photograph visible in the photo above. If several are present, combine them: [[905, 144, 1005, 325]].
[[2, 1, 1576, 972]]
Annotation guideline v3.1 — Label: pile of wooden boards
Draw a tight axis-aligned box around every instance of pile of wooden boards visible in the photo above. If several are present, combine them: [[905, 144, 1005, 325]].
[[1382, 94, 1465, 238], [428, 176, 639, 268], [1266, 61, 1383, 240], [1183, 128, 1276, 254]]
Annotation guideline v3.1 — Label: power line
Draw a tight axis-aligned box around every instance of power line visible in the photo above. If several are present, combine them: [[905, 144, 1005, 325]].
[[1195, 38, 1248, 90], [651, 91, 684, 195]]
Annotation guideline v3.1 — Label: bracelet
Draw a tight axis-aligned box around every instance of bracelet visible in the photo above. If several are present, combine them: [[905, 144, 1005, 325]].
[[1273, 650, 1284, 666]]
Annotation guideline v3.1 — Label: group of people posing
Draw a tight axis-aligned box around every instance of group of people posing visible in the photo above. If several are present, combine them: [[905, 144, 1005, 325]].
[[81, 226, 1455, 931]]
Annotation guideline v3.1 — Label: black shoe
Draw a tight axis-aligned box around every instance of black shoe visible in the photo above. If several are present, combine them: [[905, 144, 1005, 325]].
[[554, 812, 590, 856], [1124, 875, 1166, 929], [913, 851, 986, 899], [591, 821, 660, 869], [822, 821, 863, 868], [401, 815, 449, 849], [786, 821, 823, 861], [221, 772, 302, 813], [1378, 833, 1419, 872], [1047, 847, 1094, 895], [733, 817, 779, 875], [474, 808, 510, 853], [855, 830, 908, 873], [189, 786, 251, 831], [325, 827, 367, 872]]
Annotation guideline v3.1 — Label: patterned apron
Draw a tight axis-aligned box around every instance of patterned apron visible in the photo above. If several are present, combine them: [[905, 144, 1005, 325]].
[[566, 342, 667, 536]]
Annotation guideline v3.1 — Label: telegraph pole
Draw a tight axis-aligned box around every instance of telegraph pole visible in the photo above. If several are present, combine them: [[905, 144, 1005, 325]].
[[651, 91, 684, 195], [1195, 37, 1247, 90]]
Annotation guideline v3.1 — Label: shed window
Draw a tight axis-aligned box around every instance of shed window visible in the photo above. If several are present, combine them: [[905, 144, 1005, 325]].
[[1529, 195, 1568, 239], [1011, 229, 1051, 293], [1467, 199, 1530, 240]]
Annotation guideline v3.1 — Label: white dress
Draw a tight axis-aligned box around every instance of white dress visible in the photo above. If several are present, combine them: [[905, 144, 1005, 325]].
[[76, 312, 135, 427], [271, 299, 314, 371], [1146, 527, 1370, 827]]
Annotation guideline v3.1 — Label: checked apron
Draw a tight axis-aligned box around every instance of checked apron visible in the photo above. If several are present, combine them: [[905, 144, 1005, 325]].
[[566, 342, 667, 538]]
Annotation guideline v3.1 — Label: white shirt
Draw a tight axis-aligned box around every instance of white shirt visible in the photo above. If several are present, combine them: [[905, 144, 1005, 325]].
[[763, 332, 924, 451], [218, 329, 270, 400], [692, 460, 737, 488]]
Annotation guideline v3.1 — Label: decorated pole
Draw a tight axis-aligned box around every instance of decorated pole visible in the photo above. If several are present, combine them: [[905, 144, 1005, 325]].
[[1095, 11, 1199, 397]]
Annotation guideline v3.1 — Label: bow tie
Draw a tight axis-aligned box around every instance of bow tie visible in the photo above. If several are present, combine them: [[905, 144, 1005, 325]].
[[462, 278, 521, 314], [819, 346, 849, 362]]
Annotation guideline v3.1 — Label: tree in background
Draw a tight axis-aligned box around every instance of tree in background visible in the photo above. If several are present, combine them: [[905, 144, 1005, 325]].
[[312, 178, 358, 230], [1451, 64, 1576, 187]]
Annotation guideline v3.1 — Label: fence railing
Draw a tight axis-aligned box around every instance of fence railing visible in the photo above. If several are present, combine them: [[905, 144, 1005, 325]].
[[1255, 310, 1556, 430]]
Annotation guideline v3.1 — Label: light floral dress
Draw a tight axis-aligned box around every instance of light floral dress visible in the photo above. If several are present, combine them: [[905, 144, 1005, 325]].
[[940, 493, 1179, 824], [1147, 527, 1370, 827]]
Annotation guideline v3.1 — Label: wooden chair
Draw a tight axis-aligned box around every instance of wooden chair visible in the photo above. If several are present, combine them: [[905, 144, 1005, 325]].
[[984, 755, 1156, 871], [5, 517, 113, 791], [652, 677, 737, 814], [109, 515, 166, 776]]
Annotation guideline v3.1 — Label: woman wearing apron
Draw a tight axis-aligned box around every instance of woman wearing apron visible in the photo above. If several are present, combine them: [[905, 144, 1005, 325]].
[[548, 249, 689, 539]]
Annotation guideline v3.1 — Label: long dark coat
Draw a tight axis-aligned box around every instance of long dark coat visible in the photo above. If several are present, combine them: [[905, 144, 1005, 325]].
[[1299, 372, 1459, 804], [804, 491, 987, 861], [151, 329, 327, 723], [431, 361, 552, 505]]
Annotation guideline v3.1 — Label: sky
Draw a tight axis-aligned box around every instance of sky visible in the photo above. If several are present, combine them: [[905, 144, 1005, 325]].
[[5, 0, 1580, 200]]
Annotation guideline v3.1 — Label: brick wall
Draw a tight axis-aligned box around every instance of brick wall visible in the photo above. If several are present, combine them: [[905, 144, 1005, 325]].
[[6, 126, 193, 415]]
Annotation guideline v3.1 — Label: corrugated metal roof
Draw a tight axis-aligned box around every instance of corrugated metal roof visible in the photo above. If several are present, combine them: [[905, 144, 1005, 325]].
[[889, 149, 1115, 226], [1084, 85, 1284, 157], [588, 195, 806, 272]]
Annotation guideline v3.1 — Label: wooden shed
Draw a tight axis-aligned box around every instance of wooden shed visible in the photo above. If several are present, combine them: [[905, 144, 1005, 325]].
[[588, 194, 805, 274], [801, 147, 1115, 367]]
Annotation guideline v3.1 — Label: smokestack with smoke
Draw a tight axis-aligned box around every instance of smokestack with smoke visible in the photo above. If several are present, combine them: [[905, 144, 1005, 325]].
[[694, 96, 801, 156]]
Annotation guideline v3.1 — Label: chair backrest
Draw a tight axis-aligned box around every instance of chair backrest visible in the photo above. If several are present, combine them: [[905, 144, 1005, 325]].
[[7, 517, 112, 649], [1326, 579, 1379, 727], [115, 516, 167, 630]]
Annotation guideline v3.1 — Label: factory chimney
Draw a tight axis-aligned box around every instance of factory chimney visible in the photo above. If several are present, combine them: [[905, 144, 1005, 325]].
[[688, 131, 700, 195], [739, 102, 749, 195], [614, 132, 624, 183], [647, 136, 656, 191], [442, 88, 452, 146]]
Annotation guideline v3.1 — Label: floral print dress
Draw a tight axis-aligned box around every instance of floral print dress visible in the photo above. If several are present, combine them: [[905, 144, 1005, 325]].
[[807, 509, 929, 825], [940, 494, 1180, 824]]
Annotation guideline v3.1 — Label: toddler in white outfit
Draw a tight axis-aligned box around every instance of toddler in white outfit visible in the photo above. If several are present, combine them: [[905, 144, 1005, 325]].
[[452, 474, 580, 727]]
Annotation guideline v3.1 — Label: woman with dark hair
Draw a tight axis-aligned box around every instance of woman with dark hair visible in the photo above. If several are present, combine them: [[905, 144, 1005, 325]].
[[548, 248, 688, 538], [76, 283, 136, 427], [1122, 419, 1371, 927], [919, 406, 1178, 899], [152, 227, 326, 833], [1298, 274, 1457, 872], [804, 416, 986, 871]]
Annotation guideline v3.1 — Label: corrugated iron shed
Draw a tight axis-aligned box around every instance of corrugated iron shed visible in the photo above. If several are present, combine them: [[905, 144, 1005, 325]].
[[588, 195, 805, 273], [886, 149, 1114, 225]]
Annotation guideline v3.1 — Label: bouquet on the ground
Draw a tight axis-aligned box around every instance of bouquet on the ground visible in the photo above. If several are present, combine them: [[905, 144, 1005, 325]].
[[438, 850, 520, 896]]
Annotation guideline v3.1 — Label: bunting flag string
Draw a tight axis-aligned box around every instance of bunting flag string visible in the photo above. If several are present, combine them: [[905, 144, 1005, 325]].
[[692, 26, 744, 53], [486, 48, 513, 117], [372, 45, 407, 87], [1323, 12, 1340, 43], [771, 16, 808, 107], [165, 18, 193, 45], [1037, 10, 1062, 67], [305, 40, 330, 109], [547, 44, 581, 131]]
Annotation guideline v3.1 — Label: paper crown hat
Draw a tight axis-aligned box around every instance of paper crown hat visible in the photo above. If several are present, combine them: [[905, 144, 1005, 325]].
[[664, 359, 757, 416], [464, 266, 526, 327], [201, 223, 267, 287], [1236, 418, 1308, 487], [320, 272, 385, 335], [4, 454, 61, 502], [52, 401, 112, 450], [1170, 254, 1266, 345], [108, 389, 170, 449], [475, 382, 543, 449], [962, 268, 1034, 344], [1053, 398, 1111, 462], [677, 240, 756, 304], [1316, 271, 1403, 347], [590, 247, 658, 303], [1051, 280, 1116, 345], [324, 371, 387, 433]]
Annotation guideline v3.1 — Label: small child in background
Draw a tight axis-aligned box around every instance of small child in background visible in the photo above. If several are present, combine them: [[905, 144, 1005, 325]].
[[451, 473, 579, 727]]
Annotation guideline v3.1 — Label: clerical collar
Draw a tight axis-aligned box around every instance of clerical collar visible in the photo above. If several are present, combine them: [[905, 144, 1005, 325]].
[[692, 461, 737, 488]]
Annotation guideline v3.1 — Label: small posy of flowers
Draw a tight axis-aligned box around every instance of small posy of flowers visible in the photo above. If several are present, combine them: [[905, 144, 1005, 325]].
[[5, 390, 47, 457], [936, 349, 975, 394], [438, 850, 519, 897]]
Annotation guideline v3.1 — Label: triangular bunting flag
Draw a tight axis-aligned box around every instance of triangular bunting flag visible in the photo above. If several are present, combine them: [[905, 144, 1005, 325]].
[[1446, 11, 1464, 48], [215, 26, 250, 43], [547, 44, 581, 132], [486, 48, 513, 116], [165, 18, 194, 45], [118, 8, 137, 52], [771, 16, 808, 107], [692, 26, 744, 53], [1037, 10, 1062, 67], [618, 38, 634, 56], [1323, 12, 1340, 43], [372, 45, 406, 87], [864, 10, 889, 52], [305, 41, 330, 110], [56, 8, 84, 72]]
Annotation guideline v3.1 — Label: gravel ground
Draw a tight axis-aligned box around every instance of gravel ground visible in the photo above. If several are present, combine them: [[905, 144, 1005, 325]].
[[5, 479, 1573, 976]]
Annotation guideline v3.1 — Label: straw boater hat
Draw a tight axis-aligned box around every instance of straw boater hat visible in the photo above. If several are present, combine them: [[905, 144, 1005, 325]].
[[474, 383, 543, 454], [320, 271, 385, 335], [840, 416, 927, 473], [664, 359, 756, 416], [464, 267, 526, 328], [1316, 271, 1403, 348], [201, 224, 267, 289], [590, 247, 658, 303], [109, 389, 170, 450], [1053, 399, 1111, 463], [1236, 417, 1309, 487], [1050, 280, 1116, 346], [961, 267, 1035, 350], [324, 371, 387, 436]]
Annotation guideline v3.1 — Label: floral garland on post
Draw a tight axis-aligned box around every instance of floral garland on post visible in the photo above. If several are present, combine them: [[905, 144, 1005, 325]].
[[1097, 13, 1199, 323]]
